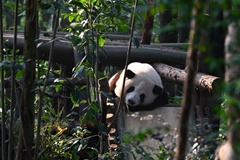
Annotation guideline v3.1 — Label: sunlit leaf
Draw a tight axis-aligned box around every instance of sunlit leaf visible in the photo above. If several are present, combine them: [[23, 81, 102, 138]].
[[72, 65, 84, 78], [68, 14, 75, 22], [98, 35, 105, 47], [18, 11, 25, 17], [70, 22, 80, 28], [16, 70, 23, 80], [36, 42, 44, 48], [54, 78, 65, 84], [79, 139, 88, 151]]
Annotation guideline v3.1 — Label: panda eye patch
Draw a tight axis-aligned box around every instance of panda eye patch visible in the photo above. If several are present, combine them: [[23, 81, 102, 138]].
[[126, 86, 135, 93], [140, 94, 145, 103]]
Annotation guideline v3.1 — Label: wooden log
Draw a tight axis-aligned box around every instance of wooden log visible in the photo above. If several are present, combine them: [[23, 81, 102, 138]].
[[3, 31, 187, 68], [104, 41, 188, 49], [153, 63, 221, 92], [7, 60, 220, 94], [99, 45, 187, 67], [3, 32, 75, 67]]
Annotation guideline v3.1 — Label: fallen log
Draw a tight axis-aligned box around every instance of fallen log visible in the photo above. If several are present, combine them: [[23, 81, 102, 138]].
[[3, 62, 219, 93], [153, 63, 221, 92], [4, 63, 220, 92]]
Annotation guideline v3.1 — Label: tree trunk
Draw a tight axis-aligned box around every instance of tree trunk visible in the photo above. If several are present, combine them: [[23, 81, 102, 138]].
[[16, 0, 37, 159], [177, 1, 192, 43], [0, 0, 7, 159], [140, 8, 154, 44], [158, 9, 178, 43], [175, 0, 203, 159], [225, 22, 240, 158], [215, 22, 240, 160], [197, 8, 225, 147]]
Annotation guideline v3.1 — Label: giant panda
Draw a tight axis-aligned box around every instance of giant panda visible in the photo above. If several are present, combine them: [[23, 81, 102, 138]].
[[108, 62, 169, 112]]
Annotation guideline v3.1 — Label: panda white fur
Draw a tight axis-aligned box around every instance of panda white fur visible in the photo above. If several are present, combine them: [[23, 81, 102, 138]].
[[109, 62, 168, 111]]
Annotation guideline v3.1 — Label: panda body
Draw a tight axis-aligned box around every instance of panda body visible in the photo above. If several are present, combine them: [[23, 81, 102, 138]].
[[109, 62, 168, 111]]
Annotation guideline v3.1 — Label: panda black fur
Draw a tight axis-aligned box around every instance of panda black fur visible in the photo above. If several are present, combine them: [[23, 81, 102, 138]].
[[109, 62, 168, 112]]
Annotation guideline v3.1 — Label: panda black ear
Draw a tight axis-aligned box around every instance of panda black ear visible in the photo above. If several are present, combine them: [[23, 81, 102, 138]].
[[126, 70, 135, 79], [153, 85, 163, 95]]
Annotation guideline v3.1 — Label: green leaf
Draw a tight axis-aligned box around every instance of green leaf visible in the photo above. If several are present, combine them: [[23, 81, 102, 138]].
[[70, 93, 79, 107], [81, 106, 98, 124], [132, 37, 140, 48], [158, 145, 165, 151], [0, 60, 10, 67], [35, 79, 44, 85], [124, 134, 130, 143], [54, 83, 62, 92], [89, 101, 100, 112], [15, 70, 23, 80], [94, 23, 105, 30], [38, 3, 52, 10], [98, 123, 105, 132], [136, 132, 146, 141], [69, 0, 86, 11], [70, 22, 80, 28], [98, 71, 105, 79], [78, 139, 88, 151], [100, 91, 113, 101], [53, 78, 65, 85], [36, 42, 45, 48], [18, 11, 25, 17], [72, 65, 84, 78], [79, 29, 90, 39], [98, 35, 105, 47], [4, 2, 15, 12], [13, 63, 24, 70], [68, 14, 75, 23]]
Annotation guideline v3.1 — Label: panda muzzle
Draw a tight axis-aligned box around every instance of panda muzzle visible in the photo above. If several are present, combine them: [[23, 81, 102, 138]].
[[127, 99, 136, 106]]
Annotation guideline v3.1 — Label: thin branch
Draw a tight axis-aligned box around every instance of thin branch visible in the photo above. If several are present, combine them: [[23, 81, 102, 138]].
[[107, 0, 138, 132], [175, 1, 204, 160], [34, 6, 60, 160], [8, 1, 18, 159], [0, 0, 6, 159]]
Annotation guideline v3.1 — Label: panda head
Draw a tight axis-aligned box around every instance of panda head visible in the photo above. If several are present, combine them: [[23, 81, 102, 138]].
[[111, 62, 164, 107]]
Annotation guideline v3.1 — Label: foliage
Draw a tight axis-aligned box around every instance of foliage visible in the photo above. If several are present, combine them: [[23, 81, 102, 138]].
[[58, 0, 141, 64], [2, 0, 240, 159], [37, 108, 99, 160], [122, 125, 175, 160]]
